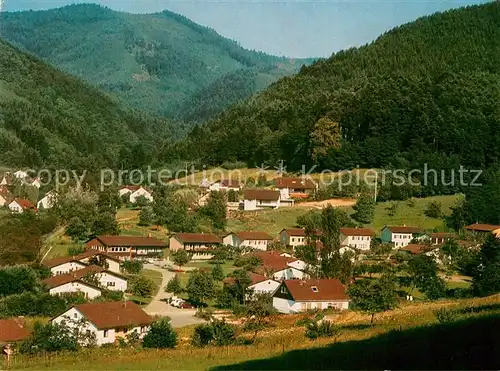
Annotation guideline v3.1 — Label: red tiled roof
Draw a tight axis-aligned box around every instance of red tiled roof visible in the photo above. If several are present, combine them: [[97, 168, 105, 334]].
[[0, 318, 29, 343], [42, 265, 126, 288], [12, 198, 37, 211], [173, 233, 222, 244], [244, 189, 280, 201], [281, 228, 306, 237], [43, 250, 120, 268], [282, 279, 348, 301], [250, 251, 297, 272], [464, 223, 500, 232], [429, 232, 455, 238], [340, 228, 375, 237], [400, 244, 430, 255], [73, 301, 153, 330], [92, 235, 165, 247], [274, 177, 316, 190], [233, 231, 273, 241], [384, 226, 424, 234], [42, 274, 102, 290], [249, 273, 271, 286], [221, 179, 241, 188]]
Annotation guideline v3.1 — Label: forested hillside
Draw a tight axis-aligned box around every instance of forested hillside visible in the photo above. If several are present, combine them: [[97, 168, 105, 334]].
[[0, 4, 311, 122], [178, 3, 500, 171], [0, 38, 173, 169]]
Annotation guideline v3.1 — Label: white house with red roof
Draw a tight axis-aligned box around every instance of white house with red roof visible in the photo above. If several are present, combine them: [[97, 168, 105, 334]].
[[248, 273, 280, 296], [380, 225, 426, 248], [340, 227, 375, 250], [0, 186, 11, 207], [274, 177, 316, 200], [273, 279, 350, 313], [208, 179, 242, 192], [43, 250, 121, 275], [243, 189, 285, 211], [8, 198, 37, 213], [51, 301, 153, 346], [223, 231, 274, 250], [86, 235, 165, 260], [37, 191, 57, 210], [119, 186, 153, 204], [251, 251, 307, 280]]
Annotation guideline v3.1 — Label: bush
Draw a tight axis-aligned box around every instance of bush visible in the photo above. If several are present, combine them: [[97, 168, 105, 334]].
[[305, 320, 342, 340], [102, 290, 124, 302], [434, 308, 459, 324], [130, 276, 156, 298], [424, 201, 442, 218], [121, 260, 143, 275], [0, 292, 86, 318], [142, 318, 178, 349], [192, 319, 237, 347], [0, 266, 41, 297]]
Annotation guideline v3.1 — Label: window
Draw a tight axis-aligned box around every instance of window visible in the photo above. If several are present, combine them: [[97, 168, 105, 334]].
[[311, 286, 318, 293], [86, 330, 91, 336], [140, 326, 146, 333], [103, 330, 109, 338], [73, 313, 78, 319], [281, 286, 287, 294], [107, 282, 115, 287]]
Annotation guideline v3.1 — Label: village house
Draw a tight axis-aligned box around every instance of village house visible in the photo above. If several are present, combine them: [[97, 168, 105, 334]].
[[8, 198, 37, 213], [243, 189, 283, 211], [0, 318, 29, 345], [118, 186, 153, 204], [0, 186, 11, 207], [29, 177, 41, 189], [43, 250, 121, 275], [251, 251, 307, 280], [37, 191, 57, 210], [380, 225, 425, 248], [208, 179, 242, 192], [339, 228, 375, 250], [0, 174, 9, 185], [274, 177, 316, 200], [51, 301, 153, 346], [248, 273, 280, 296], [86, 235, 166, 260], [42, 275, 103, 299], [429, 232, 455, 245], [43, 265, 128, 293], [464, 223, 500, 238], [223, 231, 274, 250], [280, 228, 317, 249], [169, 233, 222, 260], [13, 170, 28, 180], [273, 279, 350, 313]]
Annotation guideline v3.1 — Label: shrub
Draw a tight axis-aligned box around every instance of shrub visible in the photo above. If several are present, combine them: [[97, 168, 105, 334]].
[[192, 319, 237, 347], [434, 308, 459, 323], [0, 266, 41, 297], [142, 318, 177, 349], [102, 290, 124, 302], [0, 292, 86, 318], [121, 260, 143, 275], [305, 320, 342, 340], [130, 276, 156, 298], [425, 201, 442, 218]]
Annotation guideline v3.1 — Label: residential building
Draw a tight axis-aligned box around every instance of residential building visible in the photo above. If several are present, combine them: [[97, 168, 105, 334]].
[[464, 223, 500, 238], [339, 228, 375, 250], [0, 186, 11, 206], [119, 186, 153, 204], [251, 251, 307, 280], [51, 302, 153, 346], [37, 191, 57, 210], [380, 226, 425, 248], [279, 228, 309, 249], [42, 275, 103, 299], [273, 279, 350, 313], [169, 233, 222, 260], [29, 177, 41, 189], [0, 318, 29, 345], [86, 235, 166, 260], [43, 250, 121, 275], [0, 175, 9, 186], [223, 231, 273, 250], [248, 273, 280, 296], [243, 189, 282, 211], [8, 198, 37, 213], [13, 170, 28, 179], [429, 232, 455, 245], [274, 177, 316, 200], [208, 179, 241, 192]]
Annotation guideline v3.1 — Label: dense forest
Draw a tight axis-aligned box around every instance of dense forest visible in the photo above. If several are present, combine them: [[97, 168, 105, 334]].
[[0, 38, 174, 169], [0, 4, 312, 122], [176, 3, 500, 172]]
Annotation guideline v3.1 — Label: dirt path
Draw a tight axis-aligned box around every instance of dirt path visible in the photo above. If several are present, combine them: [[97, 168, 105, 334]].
[[143, 263, 205, 328], [298, 198, 356, 209]]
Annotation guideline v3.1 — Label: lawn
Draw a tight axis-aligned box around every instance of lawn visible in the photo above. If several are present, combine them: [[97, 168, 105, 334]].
[[43, 228, 81, 260], [10, 294, 500, 370]]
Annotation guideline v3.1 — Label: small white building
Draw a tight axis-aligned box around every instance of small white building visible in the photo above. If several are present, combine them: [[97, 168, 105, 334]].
[[208, 179, 241, 192], [119, 186, 153, 204], [279, 228, 307, 249], [380, 226, 425, 248], [37, 191, 57, 210], [51, 302, 153, 346], [274, 177, 316, 200], [13, 170, 28, 179], [272, 266, 306, 281], [250, 251, 307, 281], [8, 198, 37, 213], [223, 231, 273, 250], [29, 178, 41, 189], [243, 189, 281, 211], [248, 274, 280, 296], [44, 259, 87, 276], [43, 276, 103, 299], [0, 187, 11, 207], [339, 228, 375, 250], [273, 279, 350, 313], [43, 251, 122, 275]]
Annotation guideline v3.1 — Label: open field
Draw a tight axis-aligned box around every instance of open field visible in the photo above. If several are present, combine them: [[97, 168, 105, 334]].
[[10, 294, 500, 370]]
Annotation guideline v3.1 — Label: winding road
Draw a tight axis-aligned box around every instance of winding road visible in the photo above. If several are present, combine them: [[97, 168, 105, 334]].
[[143, 263, 205, 328]]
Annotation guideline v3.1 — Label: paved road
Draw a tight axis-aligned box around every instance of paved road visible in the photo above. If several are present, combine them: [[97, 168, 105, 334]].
[[143, 263, 205, 328]]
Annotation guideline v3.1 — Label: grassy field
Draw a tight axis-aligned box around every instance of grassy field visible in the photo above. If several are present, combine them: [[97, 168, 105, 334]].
[[10, 294, 500, 370], [44, 228, 81, 260]]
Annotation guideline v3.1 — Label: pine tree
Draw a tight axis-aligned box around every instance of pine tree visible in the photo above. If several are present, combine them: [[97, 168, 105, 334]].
[[352, 193, 375, 224]]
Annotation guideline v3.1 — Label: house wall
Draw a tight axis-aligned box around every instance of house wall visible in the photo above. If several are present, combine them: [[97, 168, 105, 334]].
[[51, 261, 87, 275], [287, 260, 306, 271], [241, 239, 269, 250], [340, 235, 372, 250], [169, 237, 183, 252], [243, 199, 257, 211], [222, 234, 239, 247], [37, 194, 56, 210], [0, 195, 7, 207], [49, 282, 102, 299], [273, 298, 349, 313], [250, 280, 280, 295], [130, 188, 153, 203], [8, 201, 23, 213], [273, 267, 305, 280], [273, 297, 296, 313], [99, 272, 127, 291], [118, 188, 132, 197], [392, 233, 413, 248], [288, 235, 306, 249]]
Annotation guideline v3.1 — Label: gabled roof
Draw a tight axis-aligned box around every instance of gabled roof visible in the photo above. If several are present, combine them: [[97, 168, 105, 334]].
[[340, 227, 375, 237], [42, 274, 102, 291], [429, 232, 455, 238], [274, 177, 316, 190], [173, 233, 222, 244], [0, 318, 29, 343], [464, 223, 500, 232], [244, 189, 280, 201], [401, 244, 433, 255], [228, 231, 273, 241], [249, 273, 273, 286], [42, 265, 126, 288], [71, 301, 153, 330], [10, 198, 37, 211], [250, 251, 299, 273], [42, 250, 120, 268], [90, 235, 165, 247], [221, 179, 241, 188], [280, 228, 306, 237], [383, 225, 424, 234], [281, 279, 348, 302]]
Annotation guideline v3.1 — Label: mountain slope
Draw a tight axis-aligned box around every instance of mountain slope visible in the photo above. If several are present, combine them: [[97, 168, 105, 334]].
[[0, 4, 311, 121], [179, 2, 500, 170], [0, 38, 173, 169]]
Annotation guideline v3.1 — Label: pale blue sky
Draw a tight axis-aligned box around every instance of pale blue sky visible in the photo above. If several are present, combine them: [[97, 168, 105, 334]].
[[2, 0, 488, 57]]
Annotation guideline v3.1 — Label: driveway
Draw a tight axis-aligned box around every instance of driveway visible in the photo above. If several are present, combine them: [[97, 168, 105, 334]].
[[143, 262, 205, 328]]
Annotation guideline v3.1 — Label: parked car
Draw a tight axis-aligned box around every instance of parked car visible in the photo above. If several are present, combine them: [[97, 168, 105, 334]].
[[179, 302, 195, 309]]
